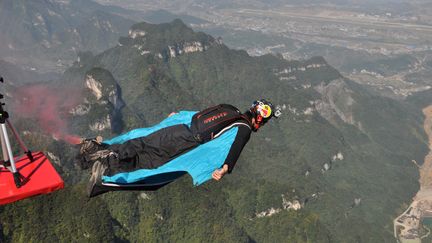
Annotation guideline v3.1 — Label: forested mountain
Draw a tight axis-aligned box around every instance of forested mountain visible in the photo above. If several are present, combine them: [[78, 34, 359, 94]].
[[0, 19, 428, 242], [0, 0, 135, 73]]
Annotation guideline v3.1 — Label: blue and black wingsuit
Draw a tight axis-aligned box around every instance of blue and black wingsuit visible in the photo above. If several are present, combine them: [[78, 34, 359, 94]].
[[99, 107, 252, 191]]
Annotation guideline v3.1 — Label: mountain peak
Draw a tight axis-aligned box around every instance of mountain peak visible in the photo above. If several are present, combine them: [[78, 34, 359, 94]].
[[119, 19, 221, 59], [129, 19, 191, 36]]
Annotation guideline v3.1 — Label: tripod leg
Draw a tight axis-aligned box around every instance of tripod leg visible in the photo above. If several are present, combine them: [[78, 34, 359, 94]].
[[0, 127, 9, 163], [6, 119, 32, 161], [1, 123, 16, 172], [0, 123, 24, 187], [0, 124, 25, 187]]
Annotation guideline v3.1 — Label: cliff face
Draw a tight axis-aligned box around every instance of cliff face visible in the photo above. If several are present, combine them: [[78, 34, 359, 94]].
[[121, 19, 222, 61], [314, 78, 357, 127], [71, 68, 125, 134]]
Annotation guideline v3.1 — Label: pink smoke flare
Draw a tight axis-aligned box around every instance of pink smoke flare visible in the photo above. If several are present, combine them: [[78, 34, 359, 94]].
[[11, 84, 83, 144]]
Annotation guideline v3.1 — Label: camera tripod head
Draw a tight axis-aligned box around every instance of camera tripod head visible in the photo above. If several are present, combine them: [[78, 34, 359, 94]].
[[0, 76, 4, 100], [0, 77, 8, 123]]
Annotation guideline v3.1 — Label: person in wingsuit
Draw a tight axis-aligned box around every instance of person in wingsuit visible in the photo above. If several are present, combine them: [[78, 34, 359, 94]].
[[77, 99, 281, 197]]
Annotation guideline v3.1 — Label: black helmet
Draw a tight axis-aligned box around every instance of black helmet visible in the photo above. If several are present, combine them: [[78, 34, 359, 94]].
[[249, 99, 281, 130]]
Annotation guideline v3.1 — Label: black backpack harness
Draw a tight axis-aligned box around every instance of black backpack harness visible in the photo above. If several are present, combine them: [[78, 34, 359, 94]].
[[190, 104, 251, 143]]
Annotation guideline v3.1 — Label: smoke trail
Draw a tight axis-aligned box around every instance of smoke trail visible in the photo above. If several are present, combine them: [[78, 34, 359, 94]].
[[11, 84, 83, 144]]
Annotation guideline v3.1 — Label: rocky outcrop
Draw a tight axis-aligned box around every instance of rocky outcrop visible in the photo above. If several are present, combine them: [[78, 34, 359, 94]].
[[314, 79, 357, 127], [85, 75, 103, 100], [47, 152, 61, 166], [89, 114, 111, 132], [165, 41, 210, 58], [332, 152, 344, 161], [70, 103, 91, 116], [71, 68, 125, 134], [132, 40, 218, 59], [122, 19, 221, 61], [254, 194, 303, 219], [129, 29, 146, 39], [274, 61, 328, 82]]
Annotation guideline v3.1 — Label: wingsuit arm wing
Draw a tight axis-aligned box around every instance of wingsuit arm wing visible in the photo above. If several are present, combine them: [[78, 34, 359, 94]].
[[223, 125, 251, 173]]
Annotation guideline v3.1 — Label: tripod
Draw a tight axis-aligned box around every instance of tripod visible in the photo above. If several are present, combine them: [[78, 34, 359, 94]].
[[0, 77, 33, 188]]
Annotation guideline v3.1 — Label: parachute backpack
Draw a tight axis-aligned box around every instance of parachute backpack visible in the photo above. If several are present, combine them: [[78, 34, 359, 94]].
[[0, 77, 64, 205], [190, 104, 248, 143]]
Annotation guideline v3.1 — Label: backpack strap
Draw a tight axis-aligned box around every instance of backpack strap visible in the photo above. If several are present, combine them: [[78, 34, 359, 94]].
[[213, 121, 251, 139]]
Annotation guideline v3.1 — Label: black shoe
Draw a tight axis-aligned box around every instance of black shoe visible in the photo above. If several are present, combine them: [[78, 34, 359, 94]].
[[87, 160, 110, 198], [87, 149, 118, 163], [76, 136, 107, 170], [80, 136, 105, 155]]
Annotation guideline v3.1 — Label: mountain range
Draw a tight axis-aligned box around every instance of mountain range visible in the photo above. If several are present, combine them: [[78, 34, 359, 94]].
[[0, 2, 430, 242], [0, 0, 135, 73]]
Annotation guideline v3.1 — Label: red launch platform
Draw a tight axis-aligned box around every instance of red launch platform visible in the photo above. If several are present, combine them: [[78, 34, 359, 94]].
[[0, 152, 64, 205]]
